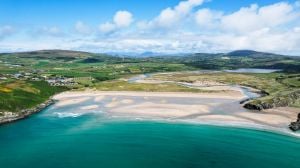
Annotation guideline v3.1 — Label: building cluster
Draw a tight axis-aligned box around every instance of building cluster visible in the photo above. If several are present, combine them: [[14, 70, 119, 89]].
[[0, 70, 80, 87], [46, 77, 77, 86], [3, 70, 46, 81]]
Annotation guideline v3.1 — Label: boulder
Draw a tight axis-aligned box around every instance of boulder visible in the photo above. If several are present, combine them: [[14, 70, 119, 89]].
[[289, 113, 300, 131]]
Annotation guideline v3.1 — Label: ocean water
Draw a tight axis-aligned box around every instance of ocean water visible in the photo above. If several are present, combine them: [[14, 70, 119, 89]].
[[0, 107, 300, 168]]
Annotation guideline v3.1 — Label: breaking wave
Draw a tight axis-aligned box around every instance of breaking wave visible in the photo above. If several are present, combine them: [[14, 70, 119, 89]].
[[52, 111, 102, 118]]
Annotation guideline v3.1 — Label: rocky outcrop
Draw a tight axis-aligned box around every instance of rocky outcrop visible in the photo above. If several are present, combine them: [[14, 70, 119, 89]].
[[289, 113, 300, 131], [0, 99, 55, 125], [243, 101, 274, 110], [244, 90, 300, 111]]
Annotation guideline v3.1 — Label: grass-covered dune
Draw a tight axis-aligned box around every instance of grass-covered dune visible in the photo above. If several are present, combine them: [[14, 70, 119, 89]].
[[94, 80, 215, 93], [151, 72, 300, 109]]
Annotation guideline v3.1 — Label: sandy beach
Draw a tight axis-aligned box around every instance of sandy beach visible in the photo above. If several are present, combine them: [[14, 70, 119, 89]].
[[53, 90, 245, 99], [52, 91, 299, 135]]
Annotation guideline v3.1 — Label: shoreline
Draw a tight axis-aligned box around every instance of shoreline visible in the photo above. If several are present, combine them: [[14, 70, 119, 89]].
[[1, 89, 299, 137], [106, 116, 300, 138], [0, 99, 55, 125], [107, 113, 300, 138], [52, 91, 299, 136], [173, 118, 300, 138]]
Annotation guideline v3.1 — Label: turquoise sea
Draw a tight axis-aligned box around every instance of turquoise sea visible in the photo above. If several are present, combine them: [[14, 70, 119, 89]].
[[0, 106, 300, 168]]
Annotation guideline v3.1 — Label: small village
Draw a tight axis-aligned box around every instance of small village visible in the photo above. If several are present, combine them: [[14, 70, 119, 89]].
[[0, 70, 94, 86]]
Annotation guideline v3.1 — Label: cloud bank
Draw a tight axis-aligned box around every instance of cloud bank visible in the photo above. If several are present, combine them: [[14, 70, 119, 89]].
[[1, 0, 300, 55]]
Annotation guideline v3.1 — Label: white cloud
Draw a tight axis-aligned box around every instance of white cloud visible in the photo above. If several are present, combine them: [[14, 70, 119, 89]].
[[175, 0, 204, 14], [2, 0, 300, 55], [221, 4, 260, 33], [75, 21, 92, 34], [113, 11, 133, 27], [3, 27, 300, 55], [0, 25, 14, 40], [144, 0, 205, 29], [155, 8, 178, 28], [259, 2, 296, 26], [195, 8, 222, 28], [99, 10, 133, 33], [220, 2, 299, 33]]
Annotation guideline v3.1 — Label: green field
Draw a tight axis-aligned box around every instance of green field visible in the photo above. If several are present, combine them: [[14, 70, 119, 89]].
[[0, 49, 299, 113]]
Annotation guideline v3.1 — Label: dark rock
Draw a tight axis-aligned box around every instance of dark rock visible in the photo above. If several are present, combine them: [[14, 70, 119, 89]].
[[289, 113, 300, 131], [240, 98, 252, 104], [243, 103, 263, 111]]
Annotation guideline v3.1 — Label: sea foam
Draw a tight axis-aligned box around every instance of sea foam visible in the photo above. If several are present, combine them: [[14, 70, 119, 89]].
[[53, 110, 102, 118]]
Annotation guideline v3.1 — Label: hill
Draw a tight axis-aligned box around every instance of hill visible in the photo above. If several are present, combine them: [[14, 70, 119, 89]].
[[0, 49, 300, 72], [8, 50, 93, 60], [172, 50, 300, 72], [226, 50, 281, 57]]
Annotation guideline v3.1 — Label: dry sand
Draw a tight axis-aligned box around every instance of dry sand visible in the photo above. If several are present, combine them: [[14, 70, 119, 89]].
[[53, 90, 245, 99], [55, 97, 90, 107]]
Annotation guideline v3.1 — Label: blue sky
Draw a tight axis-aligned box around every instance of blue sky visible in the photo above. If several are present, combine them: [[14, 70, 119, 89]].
[[1, 0, 300, 54]]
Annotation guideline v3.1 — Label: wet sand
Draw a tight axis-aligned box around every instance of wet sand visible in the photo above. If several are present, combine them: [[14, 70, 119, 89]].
[[53, 91, 299, 135]]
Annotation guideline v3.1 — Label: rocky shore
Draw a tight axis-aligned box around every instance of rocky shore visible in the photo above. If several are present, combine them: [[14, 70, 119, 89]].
[[243, 90, 300, 110], [0, 99, 55, 125], [289, 113, 300, 131]]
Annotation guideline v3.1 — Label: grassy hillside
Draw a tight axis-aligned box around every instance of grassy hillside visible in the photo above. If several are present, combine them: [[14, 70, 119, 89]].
[[3, 50, 92, 60], [176, 52, 300, 72], [0, 80, 67, 112]]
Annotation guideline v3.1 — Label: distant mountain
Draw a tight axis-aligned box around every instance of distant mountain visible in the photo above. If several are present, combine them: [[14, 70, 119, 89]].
[[2, 49, 291, 59], [0, 49, 94, 61], [0, 49, 299, 72], [103, 51, 159, 57], [226, 50, 282, 57], [17, 49, 92, 58], [104, 51, 190, 57], [139, 52, 162, 57]]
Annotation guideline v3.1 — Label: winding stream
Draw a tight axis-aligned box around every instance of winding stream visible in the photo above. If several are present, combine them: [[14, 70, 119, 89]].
[[127, 71, 261, 100]]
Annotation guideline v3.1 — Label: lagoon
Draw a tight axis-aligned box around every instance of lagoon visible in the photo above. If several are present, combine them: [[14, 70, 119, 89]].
[[224, 68, 281, 73]]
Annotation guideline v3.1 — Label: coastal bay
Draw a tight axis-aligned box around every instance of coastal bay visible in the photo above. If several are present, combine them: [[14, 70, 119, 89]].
[[1, 0, 300, 167], [1, 112, 300, 168], [0, 49, 299, 168], [52, 90, 300, 136], [1, 70, 299, 134]]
